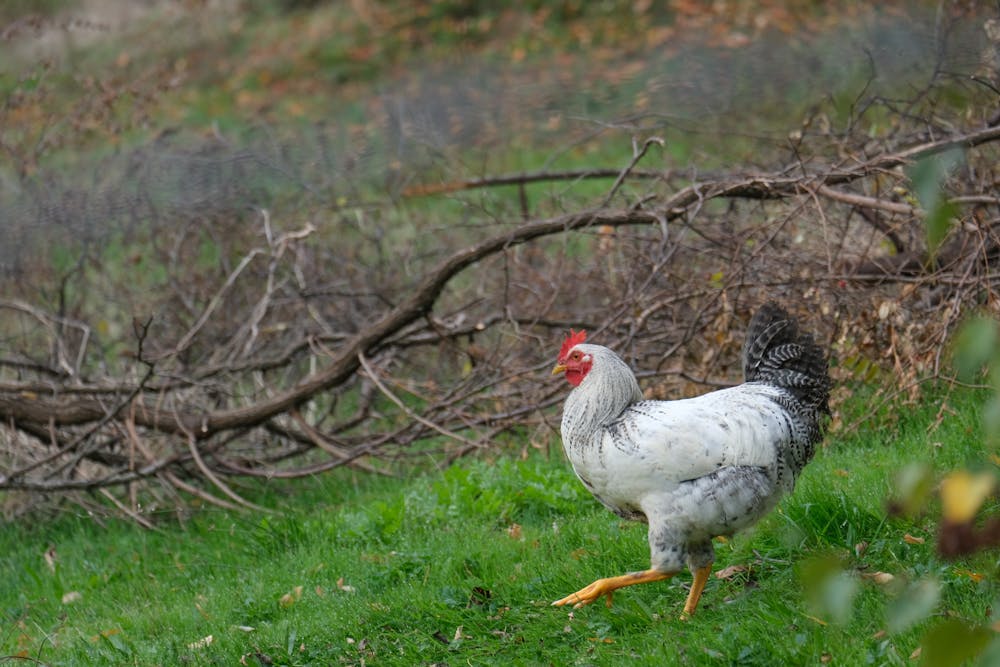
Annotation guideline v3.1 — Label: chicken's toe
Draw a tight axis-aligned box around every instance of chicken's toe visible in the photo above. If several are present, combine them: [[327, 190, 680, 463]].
[[551, 569, 674, 609]]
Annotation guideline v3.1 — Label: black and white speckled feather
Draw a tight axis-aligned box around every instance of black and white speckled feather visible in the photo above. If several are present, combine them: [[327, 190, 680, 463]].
[[558, 303, 829, 576]]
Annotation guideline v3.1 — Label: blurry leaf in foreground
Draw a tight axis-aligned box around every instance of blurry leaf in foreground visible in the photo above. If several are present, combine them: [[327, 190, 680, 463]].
[[908, 149, 964, 259], [889, 462, 934, 517], [983, 395, 1000, 447], [798, 553, 857, 625], [952, 316, 999, 382], [919, 618, 990, 667], [924, 201, 958, 260], [939, 470, 995, 523], [887, 577, 940, 634]]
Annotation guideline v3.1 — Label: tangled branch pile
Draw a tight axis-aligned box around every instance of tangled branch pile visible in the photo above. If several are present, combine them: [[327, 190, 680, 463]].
[[2, 2, 1000, 518], [3, 118, 999, 519]]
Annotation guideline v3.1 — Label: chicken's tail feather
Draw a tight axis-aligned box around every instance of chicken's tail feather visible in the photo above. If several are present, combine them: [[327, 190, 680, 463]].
[[742, 302, 830, 414]]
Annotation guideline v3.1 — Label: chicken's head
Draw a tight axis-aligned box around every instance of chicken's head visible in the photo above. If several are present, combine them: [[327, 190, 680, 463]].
[[552, 329, 592, 387]]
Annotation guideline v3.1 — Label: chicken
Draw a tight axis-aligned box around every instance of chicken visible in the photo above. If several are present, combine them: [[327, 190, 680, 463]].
[[550, 303, 829, 616]]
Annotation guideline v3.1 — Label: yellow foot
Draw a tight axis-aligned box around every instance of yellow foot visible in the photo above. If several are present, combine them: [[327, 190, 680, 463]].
[[552, 578, 618, 608], [681, 564, 713, 618], [552, 569, 674, 609]]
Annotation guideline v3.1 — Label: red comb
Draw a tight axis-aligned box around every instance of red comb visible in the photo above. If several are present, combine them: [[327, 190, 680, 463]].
[[559, 329, 587, 360]]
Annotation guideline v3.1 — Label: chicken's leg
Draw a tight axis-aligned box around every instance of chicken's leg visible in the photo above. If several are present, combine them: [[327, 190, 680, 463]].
[[680, 564, 712, 618], [552, 569, 674, 609]]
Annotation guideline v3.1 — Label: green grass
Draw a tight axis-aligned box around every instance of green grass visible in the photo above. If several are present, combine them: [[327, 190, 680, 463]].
[[3, 384, 997, 665]]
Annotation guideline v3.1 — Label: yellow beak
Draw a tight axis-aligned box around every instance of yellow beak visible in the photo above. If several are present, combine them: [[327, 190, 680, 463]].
[[551, 363, 567, 375]]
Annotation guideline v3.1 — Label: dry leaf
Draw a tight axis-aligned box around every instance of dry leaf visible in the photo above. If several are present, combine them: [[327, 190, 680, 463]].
[[507, 523, 523, 540], [587, 637, 614, 643], [278, 586, 302, 607], [44, 546, 57, 573], [834, 469, 849, 477], [855, 541, 869, 558], [453, 626, 466, 642], [872, 630, 886, 639], [187, 635, 213, 650], [953, 568, 984, 582], [569, 547, 588, 560], [61, 591, 81, 604], [715, 564, 748, 580], [336, 577, 356, 593], [862, 571, 895, 585], [909, 647, 922, 660], [940, 470, 995, 523], [902, 533, 925, 545]]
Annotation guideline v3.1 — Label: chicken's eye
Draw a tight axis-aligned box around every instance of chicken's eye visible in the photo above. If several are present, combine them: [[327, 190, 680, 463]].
[[571, 351, 580, 360]]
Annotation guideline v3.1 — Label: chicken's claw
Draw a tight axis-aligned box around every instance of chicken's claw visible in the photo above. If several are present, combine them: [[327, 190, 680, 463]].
[[552, 578, 618, 608], [552, 569, 674, 609]]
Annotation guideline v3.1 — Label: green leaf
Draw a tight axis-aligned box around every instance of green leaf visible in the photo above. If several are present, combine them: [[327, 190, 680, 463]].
[[887, 577, 940, 634], [983, 395, 1000, 447], [907, 150, 964, 260], [798, 552, 857, 625], [920, 618, 991, 667], [908, 149, 963, 213], [925, 200, 957, 259], [892, 462, 935, 517], [952, 316, 999, 382]]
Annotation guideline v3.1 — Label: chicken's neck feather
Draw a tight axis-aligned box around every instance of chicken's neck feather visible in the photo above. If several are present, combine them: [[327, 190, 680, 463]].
[[561, 344, 644, 449]]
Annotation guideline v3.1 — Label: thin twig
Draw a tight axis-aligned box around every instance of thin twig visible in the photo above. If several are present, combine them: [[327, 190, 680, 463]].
[[357, 352, 484, 450]]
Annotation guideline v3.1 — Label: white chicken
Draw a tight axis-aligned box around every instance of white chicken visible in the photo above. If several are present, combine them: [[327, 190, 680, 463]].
[[550, 303, 829, 616]]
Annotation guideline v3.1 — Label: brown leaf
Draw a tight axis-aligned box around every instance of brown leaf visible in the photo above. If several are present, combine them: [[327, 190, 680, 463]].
[[336, 577, 356, 593], [714, 564, 747, 580], [862, 571, 895, 585], [953, 568, 984, 582], [89, 628, 121, 642], [902, 533, 925, 545], [43, 546, 57, 573], [507, 523, 523, 540], [909, 647, 922, 660]]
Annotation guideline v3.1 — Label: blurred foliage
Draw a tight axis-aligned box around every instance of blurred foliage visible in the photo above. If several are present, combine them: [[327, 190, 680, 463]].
[[908, 150, 965, 262], [0, 0, 73, 23]]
